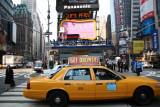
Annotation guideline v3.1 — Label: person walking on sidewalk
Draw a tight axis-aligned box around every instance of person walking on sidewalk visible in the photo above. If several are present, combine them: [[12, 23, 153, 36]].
[[134, 59, 143, 76], [112, 59, 116, 71], [5, 65, 14, 91]]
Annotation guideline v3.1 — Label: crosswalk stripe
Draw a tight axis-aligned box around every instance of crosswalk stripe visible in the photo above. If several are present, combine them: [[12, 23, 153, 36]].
[[0, 96, 41, 102], [1, 92, 23, 96]]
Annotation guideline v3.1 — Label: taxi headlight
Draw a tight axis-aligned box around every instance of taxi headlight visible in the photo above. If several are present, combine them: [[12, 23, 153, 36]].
[[155, 84, 160, 88]]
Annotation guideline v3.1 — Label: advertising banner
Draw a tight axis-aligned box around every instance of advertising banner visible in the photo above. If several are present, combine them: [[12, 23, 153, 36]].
[[133, 40, 144, 54], [118, 31, 128, 38], [141, 18, 154, 36], [68, 56, 99, 65], [0, 24, 7, 51], [60, 19, 97, 40], [152, 29, 159, 52], [140, 0, 154, 22]]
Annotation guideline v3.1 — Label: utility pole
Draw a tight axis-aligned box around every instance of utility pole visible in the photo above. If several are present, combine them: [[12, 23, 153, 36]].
[[47, 0, 50, 69]]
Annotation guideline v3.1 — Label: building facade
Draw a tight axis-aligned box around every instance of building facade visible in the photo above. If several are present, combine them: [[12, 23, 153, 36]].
[[13, 4, 33, 62], [21, 0, 43, 61], [0, 0, 14, 64]]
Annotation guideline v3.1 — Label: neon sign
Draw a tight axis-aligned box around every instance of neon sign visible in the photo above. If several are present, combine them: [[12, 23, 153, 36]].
[[60, 19, 97, 40]]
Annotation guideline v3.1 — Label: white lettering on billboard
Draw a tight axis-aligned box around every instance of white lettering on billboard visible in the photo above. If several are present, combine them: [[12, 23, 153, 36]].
[[140, 0, 154, 22]]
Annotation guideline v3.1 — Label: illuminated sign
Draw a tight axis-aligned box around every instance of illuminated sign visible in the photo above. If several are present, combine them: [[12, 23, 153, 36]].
[[140, 0, 154, 22], [152, 29, 159, 52], [64, 4, 91, 9], [67, 34, 79, 40], [141, 18, 154, 36], [60, 19, 97, 40], [56, 0, 99, 12], [68, 56, 100, 65], [133, 40, 144, 54], [118, 31, 128, 38], [65, 12, 92, 19]]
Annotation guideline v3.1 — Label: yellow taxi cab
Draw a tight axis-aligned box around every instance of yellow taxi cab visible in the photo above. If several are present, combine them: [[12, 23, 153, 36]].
[[0, 64, 2, 69], [23, 65, 160, 106]]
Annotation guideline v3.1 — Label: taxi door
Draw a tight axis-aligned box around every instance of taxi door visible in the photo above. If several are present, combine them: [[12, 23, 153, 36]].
[[62, 68, 96, 100], [93, 68, 128, 100]]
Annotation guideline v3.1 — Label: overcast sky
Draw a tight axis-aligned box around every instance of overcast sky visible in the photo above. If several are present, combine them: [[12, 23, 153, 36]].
[[12, 0, 110, 40]]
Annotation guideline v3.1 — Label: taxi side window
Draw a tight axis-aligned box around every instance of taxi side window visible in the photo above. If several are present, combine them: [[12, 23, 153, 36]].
[[64, 68, 91, 80], [93, 68, 117, 80]]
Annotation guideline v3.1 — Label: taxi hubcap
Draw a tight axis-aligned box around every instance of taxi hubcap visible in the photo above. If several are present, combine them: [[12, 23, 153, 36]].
[[140, 93, 147, 100], [55, 97, 61, 104]]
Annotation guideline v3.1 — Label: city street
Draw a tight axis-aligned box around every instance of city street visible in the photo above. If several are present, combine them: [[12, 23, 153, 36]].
[[0, 67, 160, 107]]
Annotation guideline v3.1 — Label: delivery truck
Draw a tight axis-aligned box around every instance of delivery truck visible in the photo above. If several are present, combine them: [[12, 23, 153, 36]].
[[2, 55, 23, 68]]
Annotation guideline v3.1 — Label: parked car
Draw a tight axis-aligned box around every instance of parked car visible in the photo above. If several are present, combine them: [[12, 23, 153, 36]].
[[23, 65, 160, 106], [26, 62, 33, 68], [41, 64, 68, 76], [141, 61, 153, 68]]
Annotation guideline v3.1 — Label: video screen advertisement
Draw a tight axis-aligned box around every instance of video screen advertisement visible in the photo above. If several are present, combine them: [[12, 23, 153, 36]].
[[60, 19, 97, 40], [56, 0, 99, 12], [141, 18, 154, 36], [0, 24, 7, 52], [140, 0, 154, 22]]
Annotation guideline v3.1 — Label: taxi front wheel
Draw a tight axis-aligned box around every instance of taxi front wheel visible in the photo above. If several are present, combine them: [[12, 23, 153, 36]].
[[47, 91, 68, 107], [133, 87, 153, 106]]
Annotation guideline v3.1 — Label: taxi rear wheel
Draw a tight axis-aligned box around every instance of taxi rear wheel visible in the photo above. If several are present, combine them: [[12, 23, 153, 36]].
[[133, 87, 153, 106], [47, 91, 68, 107]]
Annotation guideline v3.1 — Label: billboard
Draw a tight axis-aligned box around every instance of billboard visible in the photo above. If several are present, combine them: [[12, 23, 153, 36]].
[[133, 40, 144, 54], [152, 29, 159, 52], [119, 40, 126, 45], [141, 18, 154, 36], [60, 19, 97, 40], [56, 0, 99, 12], [118, 31, 128, 38], [12, 23, 17, 44], [0, 24, 7, 51], [140, 0, 154, 22]]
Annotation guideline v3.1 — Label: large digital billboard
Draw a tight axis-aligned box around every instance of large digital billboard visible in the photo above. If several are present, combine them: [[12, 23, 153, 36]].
[[141, 18, 154, 36], [60, 19, 97, 40], [56, 0, 99, 12], [140, 0, 154, 22]]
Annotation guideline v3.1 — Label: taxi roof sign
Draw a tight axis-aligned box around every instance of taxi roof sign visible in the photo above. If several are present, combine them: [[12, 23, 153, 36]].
[[68, 56, 100, 65]]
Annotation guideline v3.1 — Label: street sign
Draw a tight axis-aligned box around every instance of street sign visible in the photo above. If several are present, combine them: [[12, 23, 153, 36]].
[[45, 32, 52, 35]]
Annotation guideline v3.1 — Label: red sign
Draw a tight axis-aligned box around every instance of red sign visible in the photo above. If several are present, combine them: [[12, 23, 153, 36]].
[[68, 56, 100, 65]]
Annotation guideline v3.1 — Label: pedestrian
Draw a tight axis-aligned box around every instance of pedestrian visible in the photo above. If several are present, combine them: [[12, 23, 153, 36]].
[[131, 58, 136, 73], [124, 60, 128, 72], [134, 59, 143, 76], [5, 65, 14, 91], [117, 59, 121, 72], [112, 59, 116, 71], [120, 60, 123, 73]]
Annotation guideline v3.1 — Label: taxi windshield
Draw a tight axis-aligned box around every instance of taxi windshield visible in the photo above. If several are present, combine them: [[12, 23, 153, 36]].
[[49, 68, 62, 79]]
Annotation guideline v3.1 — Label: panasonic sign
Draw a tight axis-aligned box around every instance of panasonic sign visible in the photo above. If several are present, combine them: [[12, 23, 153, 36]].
[[64, 4, 91, 9]]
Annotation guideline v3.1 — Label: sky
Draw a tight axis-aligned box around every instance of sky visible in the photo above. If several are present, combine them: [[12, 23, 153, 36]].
[[12, 0, 110, 41]]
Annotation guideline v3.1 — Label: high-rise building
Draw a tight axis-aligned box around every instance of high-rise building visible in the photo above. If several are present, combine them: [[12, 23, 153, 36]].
[[13, 4, 33, 62], [131, 0, 140, 39], [0, 0, 14, 64], [112, 0, 131, 56], [21, 0, 43, 60]]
